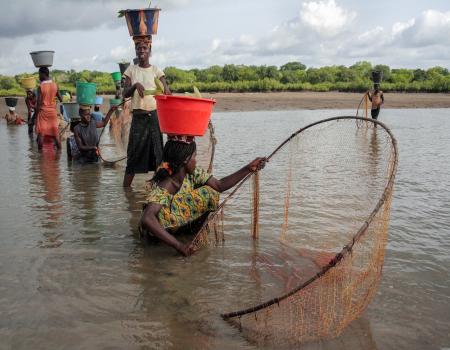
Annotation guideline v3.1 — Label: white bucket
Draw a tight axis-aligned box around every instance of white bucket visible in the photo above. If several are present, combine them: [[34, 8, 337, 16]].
[[30, 51, 55, 68], [63, 102, 79, 120]]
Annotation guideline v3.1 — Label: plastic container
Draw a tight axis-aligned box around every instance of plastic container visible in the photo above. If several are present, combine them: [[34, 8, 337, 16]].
[[111, 72, 122, 82], [155, 95, 216, 136], [20, 77, 36, 89], [123, 8, 160, 36], [30, 51, 55, 67], [5, 97, 18, 107], [109, 98, 122, 106], [76, 82, 97, 105], [63, 102, 80, 120], [119, 62, 130, 75], [371, 71, 383, 84], [95, 96, 103, 105]]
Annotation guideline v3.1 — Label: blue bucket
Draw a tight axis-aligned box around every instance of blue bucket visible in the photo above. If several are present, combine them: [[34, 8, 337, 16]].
[[95, 96, 103, 105]]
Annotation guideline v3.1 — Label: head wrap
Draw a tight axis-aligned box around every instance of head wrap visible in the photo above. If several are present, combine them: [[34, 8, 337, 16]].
[[80, 104, 91, 110], [156, 162, 173, 175], [133, 35, 152, 48]]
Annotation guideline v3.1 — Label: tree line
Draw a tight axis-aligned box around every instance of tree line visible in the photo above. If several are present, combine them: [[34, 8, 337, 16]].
[[1, 61, 449, 96]]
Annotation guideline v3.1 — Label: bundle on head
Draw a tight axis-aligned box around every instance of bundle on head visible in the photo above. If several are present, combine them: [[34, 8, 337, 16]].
[[153, 140, 197, 183]]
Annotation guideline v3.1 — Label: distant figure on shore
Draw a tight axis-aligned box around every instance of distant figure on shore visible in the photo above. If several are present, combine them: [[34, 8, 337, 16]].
[[25, 89, 37, 134], [368, 84, 384, 121], [122, 35, 171, 187], [35, 67, 63, 150], [4, 107, 26, 125], [67, 105, 117, 163]]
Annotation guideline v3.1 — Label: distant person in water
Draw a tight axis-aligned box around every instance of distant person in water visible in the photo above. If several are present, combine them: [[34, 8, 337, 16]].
[[122, 35, 171, 187], [67, 105, 117, 163], [4, 107, 26, 125], [140, 138, 266, 256], [35, 67, 63, 150], [368, 84, 384, 121], [25, 89, 37, 134]]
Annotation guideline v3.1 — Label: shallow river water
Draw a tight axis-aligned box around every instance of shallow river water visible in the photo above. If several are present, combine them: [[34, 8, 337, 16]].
[[0, 109, 449, 350]]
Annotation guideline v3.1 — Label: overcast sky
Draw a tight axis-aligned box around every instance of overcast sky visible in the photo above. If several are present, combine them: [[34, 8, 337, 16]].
[[1, 0, 449, 75]]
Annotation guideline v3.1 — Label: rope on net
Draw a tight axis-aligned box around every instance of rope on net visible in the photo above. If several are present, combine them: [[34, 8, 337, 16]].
[[355, 91, 371, 128], [188, 116, 398, 346]]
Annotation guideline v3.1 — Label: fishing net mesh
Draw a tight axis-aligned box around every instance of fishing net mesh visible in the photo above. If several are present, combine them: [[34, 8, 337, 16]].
[[190, 116, 397, 347]]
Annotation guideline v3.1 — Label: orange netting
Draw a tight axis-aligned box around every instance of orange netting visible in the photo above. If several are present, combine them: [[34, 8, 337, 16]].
[[189, 116, 398, 347]]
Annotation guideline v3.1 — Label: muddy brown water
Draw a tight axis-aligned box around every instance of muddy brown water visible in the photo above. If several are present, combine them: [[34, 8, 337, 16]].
[[0, 109, 449, 349]]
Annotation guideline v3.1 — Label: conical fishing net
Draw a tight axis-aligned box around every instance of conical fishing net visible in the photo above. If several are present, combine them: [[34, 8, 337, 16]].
[[190, 116, 398, 347], [97, 101, 216, 170]]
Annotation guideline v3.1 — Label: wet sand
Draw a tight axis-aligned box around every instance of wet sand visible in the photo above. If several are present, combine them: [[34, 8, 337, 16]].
[[1, 92, 449, 118]]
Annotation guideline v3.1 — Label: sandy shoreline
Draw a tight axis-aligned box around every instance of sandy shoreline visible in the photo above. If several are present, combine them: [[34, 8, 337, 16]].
[[206, 91, 450, 112], [1, 92, 449, 117]]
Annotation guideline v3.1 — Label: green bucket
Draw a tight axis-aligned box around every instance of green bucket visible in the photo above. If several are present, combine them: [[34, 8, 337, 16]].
[[109, 98, 122, 106], [76, 82, 96, 105], [111, 72, 122, 82]]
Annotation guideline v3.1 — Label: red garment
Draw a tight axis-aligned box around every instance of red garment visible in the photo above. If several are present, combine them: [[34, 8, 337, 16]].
[[35, 81, 59, 137]]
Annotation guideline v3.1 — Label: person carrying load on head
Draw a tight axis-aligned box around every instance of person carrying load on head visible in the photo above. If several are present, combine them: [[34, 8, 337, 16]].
[[68, 105, 118, 163], [4, 106, 26, 125], [140, 138, 266, 256], [122, 35, 172, 187], [35, 67, 63, 149], [91, 96, 104, 122], [25, 89, 37, 134], [368, 83, 384, 121]]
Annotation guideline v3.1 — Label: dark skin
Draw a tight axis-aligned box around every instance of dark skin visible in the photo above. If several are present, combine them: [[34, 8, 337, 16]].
[[140, 154, 266, 256], [36, 71, 63, 150], [122, 41, 171, 187], [74, 106, 117, 153]]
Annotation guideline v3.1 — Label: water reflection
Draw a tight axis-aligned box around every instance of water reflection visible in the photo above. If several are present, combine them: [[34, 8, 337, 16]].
[[35, 148, 64, 231]]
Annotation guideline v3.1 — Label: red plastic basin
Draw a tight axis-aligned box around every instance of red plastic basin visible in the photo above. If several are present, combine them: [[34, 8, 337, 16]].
[[155, 95, 216, 136]]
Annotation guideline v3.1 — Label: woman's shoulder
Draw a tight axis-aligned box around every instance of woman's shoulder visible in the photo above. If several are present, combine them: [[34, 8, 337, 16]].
[[146, 184, 171, 206]]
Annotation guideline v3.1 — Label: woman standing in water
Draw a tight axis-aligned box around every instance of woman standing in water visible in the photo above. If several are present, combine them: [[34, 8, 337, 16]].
[[122, 35, 171, 187], [35, 67, 62, 150], [140, 139, 266, 256]]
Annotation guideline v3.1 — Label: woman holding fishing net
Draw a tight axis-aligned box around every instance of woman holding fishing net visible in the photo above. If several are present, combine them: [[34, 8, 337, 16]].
[[122, 35, 171, 187], [68, 105, 118, 163], [140, 138, 266, 256]]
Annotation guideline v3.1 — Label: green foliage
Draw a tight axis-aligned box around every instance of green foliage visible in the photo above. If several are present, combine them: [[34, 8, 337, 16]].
[[1, 62, 448, 95]]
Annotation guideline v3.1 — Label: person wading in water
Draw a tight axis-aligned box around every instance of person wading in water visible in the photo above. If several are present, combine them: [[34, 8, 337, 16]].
[[122, 35, 171, 187], [35, 67, 63, 150], [140, 139, 266, 256], [368, 84, 384, 121]]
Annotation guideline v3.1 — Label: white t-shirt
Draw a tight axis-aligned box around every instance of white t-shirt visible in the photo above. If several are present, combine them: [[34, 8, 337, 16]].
[[123, 65, 165, 112]]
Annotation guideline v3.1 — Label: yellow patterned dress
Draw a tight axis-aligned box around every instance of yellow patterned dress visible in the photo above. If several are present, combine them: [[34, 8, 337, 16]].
[[145, 167, 220, 229]]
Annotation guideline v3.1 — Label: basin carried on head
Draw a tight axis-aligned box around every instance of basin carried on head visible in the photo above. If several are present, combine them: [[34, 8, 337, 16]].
[[95, 96, 103, 105], [155, 95, 216, 137], [63, 102, 80, 120], [5, 97, 18, 107], [371, 71, 383, 84], [119, 62, 130, 75], [123, 8, 160, 36], [20, 77, 37, 90], [76, 82, 97, 106], [30, 51, 55, 67], [109, 98, 122, 106], [111, 72, 122, 82]]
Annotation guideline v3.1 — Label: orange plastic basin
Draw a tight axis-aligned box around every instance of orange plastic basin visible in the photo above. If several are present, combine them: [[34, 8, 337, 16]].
[[155, 95, 216, 136]]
